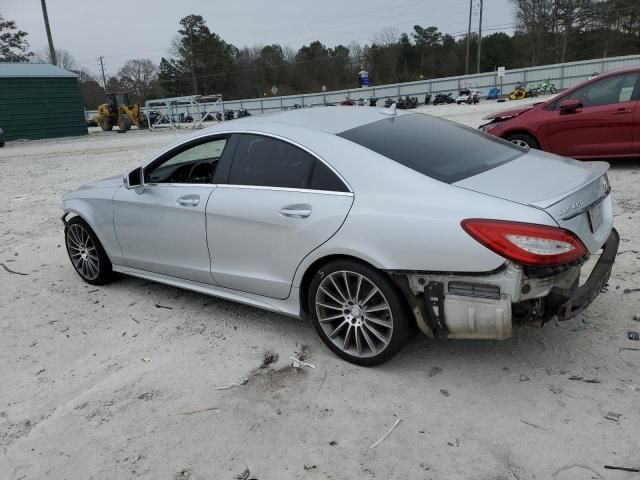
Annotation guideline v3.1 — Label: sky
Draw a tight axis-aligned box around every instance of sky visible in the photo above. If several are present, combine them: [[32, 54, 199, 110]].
[[3, 0, 514, 77]]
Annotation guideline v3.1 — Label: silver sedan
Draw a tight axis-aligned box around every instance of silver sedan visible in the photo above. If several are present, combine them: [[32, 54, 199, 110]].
[[62, 108, 618, 365]]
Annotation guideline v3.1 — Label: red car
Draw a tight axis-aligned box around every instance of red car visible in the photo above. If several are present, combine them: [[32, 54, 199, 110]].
[[480, 67, 640, 159]]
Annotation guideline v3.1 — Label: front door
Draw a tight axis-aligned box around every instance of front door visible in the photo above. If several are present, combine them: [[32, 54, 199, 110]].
[[114, 135, 231, 284], [547, 72, 639, 158], [207, 134, 354, 299]]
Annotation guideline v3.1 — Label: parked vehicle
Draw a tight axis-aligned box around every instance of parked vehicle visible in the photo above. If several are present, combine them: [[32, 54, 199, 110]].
[[0, 127, 4, 147], [224, 109, 235, 121], [384, 97, 395, 108], [508, 83, 527, 100], [237, 108, 251, 118], [529, 79, 557, 95], [455, 89, 480, 104], [424, 93, 432, 105], [432, 92, 455, 105], [396, 96, 418, 109], [340, 98, 355, 106], [479, 67, 640, 159], [369, 97, 378, 107], [63, 108, 617, 365]]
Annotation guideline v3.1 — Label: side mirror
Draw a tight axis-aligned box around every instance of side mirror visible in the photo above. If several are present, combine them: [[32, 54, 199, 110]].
[[123, 167, 144, 193], [559, 99, 582, 113]]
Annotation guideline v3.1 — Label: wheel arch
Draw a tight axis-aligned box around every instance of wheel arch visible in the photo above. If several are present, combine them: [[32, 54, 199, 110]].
[[501, 128, 543, 149], [298, 253, 401, 316]]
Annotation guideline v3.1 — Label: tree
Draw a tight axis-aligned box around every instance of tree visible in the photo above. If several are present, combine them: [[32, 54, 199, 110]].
[[0, 14, 32, 62], [159, 15, 236, 97], [118, 59, 157, 103], [373, 27, 401, 82], [35, 48, 77, 69]]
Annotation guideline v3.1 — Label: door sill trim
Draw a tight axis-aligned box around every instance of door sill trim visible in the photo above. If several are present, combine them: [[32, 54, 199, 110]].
[[112, 264, 301, 318]]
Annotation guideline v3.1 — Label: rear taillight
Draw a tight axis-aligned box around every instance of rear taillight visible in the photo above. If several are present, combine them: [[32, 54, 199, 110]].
[[461, 219, 587, 266]]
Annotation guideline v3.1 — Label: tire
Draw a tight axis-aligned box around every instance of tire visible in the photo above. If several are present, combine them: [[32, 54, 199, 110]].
[[550, 86, 557, 94], [308, 260, 415, 366], [100, 117, 113, 131], [505, 132, 539, 150], [65, 216, 114, 285], [118, 115, 132, 131]]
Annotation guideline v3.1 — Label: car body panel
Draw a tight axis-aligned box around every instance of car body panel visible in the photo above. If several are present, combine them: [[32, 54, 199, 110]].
[[483, 104, 538, 120], [113, 184, 216, 284], [206, 185, 353, 299]]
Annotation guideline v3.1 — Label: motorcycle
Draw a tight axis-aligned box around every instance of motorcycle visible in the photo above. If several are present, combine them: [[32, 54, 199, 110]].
[[455, 89, 480, 104], [224, 109, 235, 121], [508, 82, 527, 100], [396, 95, 418, 109], [529, 79, 557, 95], [424, 93, 432, 105], [432, 92, 455, 105], [369, 97, 378, 107], [384, 97, 395, 108], [237, 108, 251, 118], [340, 98, 355, 106]]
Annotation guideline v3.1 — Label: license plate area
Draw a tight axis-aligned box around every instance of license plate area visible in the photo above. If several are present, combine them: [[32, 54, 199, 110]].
[[588, 201, 604, 233]]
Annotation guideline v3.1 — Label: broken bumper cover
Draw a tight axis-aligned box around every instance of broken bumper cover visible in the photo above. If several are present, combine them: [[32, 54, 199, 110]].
[[545, 228, 619, 321]]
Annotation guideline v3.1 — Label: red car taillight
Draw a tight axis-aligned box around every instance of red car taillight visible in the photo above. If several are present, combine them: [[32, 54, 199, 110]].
[[461, 219, 587, 267]]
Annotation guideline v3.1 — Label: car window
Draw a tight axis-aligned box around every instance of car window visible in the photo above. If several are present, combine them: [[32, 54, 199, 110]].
[[229, 134, 348, 192], [562, 73, 639, 108], [338, 113, 522, 184], [146, 137, 227, 184]]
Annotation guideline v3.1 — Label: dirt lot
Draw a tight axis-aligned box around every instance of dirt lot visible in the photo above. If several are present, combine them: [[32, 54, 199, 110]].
[[1, 101, 640, 480]]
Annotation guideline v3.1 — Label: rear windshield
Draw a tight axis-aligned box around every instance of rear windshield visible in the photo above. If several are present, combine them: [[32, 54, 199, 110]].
[[338, 113, 522, 184]]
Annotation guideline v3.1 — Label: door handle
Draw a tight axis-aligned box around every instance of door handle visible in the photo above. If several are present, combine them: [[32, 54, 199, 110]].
[[176, 195, 200, 207], [611, 108, 632, 115], [279, 204, 312, 218]]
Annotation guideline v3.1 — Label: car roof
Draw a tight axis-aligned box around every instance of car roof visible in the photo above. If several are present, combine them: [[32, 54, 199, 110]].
[[203, 106, 413, 135]]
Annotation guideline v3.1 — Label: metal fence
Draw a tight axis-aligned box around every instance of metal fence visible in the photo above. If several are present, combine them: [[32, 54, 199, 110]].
[[85, 53, 640, 121]]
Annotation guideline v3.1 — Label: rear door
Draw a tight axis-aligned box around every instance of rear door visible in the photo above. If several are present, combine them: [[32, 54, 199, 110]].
[[547, 72, 640, 158], [206, 133, 353, 299]]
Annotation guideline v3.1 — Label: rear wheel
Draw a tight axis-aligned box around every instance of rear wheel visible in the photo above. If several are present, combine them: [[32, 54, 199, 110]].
[[118, 115, 132, 131], [65, 217, 114, 285], [505, 132, 539, 150], [549, 86, 557, 94], [308, 260, 415, 366]]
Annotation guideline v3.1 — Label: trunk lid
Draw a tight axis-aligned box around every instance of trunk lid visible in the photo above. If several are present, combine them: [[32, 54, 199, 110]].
[[454, 149, 612, 253]]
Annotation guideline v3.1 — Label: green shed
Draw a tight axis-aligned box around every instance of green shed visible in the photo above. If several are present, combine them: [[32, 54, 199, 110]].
[[0, 63, 87, 141]]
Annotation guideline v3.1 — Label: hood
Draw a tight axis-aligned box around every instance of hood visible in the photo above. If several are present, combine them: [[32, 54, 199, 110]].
[[77, 174, 122, 190], [483, 103, 541, 121], [454, 149, 608, 208]]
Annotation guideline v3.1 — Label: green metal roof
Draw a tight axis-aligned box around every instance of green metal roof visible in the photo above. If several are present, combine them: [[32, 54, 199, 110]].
[[0, 62, 78, 78]]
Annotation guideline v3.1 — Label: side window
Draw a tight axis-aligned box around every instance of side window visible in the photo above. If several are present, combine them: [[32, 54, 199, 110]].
[[146, 137, 227, 184], [229, 134, 347, 191], [562, 73, 639, 108]]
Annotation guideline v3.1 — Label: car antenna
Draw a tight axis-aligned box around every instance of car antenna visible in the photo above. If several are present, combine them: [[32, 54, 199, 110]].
[[380, 103, 397, 116]]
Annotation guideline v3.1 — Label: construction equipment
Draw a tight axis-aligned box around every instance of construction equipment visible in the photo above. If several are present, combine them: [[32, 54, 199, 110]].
[[94, 92, 147, 132]]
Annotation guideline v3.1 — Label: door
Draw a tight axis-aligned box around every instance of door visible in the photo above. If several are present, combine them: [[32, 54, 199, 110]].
[[114, 135, 231, 284], [206, 134, 354, 299], [547, 72, 640, 158]]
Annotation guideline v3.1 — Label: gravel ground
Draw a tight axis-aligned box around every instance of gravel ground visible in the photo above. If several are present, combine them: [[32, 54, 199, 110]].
[[1, 99, 639, 480]]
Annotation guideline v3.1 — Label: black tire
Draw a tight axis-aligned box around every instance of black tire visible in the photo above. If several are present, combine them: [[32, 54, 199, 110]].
[[100, 117, 113, 132], [505, 132, 540, 150], [308, 260, 415, 366], [65, 216, 115, 285], [118, 115, 132, 131], [550, 86, 557, 94]]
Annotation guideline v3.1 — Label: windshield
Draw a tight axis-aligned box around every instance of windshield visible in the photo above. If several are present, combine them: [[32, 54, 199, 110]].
[[338, 113, 523, 184]]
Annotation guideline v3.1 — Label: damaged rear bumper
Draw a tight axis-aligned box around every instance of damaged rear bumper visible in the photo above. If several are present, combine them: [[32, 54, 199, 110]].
[[393, 228, 619, 340], [544, 228, 619, 321]]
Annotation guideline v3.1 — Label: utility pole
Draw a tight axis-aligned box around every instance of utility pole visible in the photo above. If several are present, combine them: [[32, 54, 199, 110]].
[[476, 0, 483, 73], [98, 56, 107, 92], [464, 0, 473, 75], [40, 0, 57, 65]]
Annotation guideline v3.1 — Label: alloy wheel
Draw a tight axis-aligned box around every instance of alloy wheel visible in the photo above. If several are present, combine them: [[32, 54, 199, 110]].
[[510, 138, 530, 148], [315, 271, 393, 358], [66, 224, 100, 281]]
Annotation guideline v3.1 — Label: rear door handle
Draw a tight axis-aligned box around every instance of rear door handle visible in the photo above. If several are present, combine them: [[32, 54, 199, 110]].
[[279, 204, 312, 218], [177, 195, 200, 207]]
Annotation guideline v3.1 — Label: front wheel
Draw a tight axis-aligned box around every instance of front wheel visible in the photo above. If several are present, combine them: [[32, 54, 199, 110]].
[[549, 86, 557, 94], [65, 217, 114, 285], [308, 260, 415, 366], [505, 132, 539, 150]]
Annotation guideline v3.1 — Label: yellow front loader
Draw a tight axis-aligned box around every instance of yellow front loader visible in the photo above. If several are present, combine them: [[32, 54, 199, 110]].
[[94, 92, 148, 131]]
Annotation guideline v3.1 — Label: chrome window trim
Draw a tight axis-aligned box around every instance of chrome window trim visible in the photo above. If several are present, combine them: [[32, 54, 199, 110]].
[[216, 184, 354, 197], [142, 183, 219, 189], [142, 129, 353, 194]]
